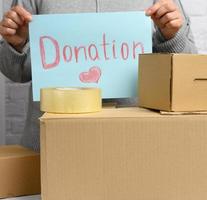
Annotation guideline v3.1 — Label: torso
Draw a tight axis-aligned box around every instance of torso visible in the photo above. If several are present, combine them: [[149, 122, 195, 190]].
[[35, 0, 153, 14]]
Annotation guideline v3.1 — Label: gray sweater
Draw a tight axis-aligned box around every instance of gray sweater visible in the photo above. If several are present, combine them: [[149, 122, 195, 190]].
[[0, 0, 197, 151]]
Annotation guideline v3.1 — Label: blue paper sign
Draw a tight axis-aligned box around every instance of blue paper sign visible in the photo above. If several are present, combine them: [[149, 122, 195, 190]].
[[29, 12, 152, 101]]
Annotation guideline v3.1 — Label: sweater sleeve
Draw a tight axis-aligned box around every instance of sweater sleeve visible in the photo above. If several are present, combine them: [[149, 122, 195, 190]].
[[152, 0, 197, 53], [0, 0, 38, 83]]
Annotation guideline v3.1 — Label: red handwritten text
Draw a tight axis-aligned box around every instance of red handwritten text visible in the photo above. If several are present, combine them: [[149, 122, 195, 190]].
[[39, 33, 144, 69]]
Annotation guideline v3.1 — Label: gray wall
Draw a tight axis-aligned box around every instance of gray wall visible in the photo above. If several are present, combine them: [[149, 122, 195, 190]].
[[1, 1, 30, 145], [0, 0, 5, 145], [1, 0, 207, 145]]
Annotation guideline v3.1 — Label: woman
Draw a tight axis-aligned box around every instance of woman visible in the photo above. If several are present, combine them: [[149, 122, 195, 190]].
[[0, 0, 197, 151]]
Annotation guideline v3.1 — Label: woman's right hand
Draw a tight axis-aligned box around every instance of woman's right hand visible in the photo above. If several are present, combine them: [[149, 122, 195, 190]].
[[0, 5, 32, 52]]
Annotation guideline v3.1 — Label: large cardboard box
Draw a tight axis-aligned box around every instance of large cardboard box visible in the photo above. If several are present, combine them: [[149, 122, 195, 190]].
[[138, 54, 207, 112], [0, 145, 41, 198], [40, 107, 207, 200]]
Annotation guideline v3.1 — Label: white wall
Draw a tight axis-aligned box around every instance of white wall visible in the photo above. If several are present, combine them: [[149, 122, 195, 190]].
[[181, 0, 207, 53], [0, 0, 5, 145]]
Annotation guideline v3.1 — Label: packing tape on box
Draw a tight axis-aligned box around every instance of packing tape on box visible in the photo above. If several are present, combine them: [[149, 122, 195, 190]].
[[40, 87, 102, 114]]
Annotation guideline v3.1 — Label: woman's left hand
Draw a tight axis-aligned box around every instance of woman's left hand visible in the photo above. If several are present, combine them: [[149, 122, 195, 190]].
[[146, 0, 183, 40]]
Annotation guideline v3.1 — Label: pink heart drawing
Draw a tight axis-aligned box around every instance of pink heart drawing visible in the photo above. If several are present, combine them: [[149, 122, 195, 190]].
[[79, 66, 101, 83]]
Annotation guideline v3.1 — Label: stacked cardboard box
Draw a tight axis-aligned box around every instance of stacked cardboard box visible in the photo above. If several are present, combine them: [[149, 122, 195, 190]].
[[40, 107, 207, 200], [139, 54, 207, 112], [0, 145, 41, 198]]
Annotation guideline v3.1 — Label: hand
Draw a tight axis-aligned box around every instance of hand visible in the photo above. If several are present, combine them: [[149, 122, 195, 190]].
[[0, 5, 32, 52], [146, 0, 183, 40]]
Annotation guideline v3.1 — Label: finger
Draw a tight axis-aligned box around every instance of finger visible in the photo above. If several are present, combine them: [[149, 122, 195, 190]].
[[146, 1, 162, 16], [0, 25, 16, 36], [165, 19, 183, 29], [146, 0, 178, 17], [12, 5, 32, 22], [159, 11, 180, 26], [155, 3, 177, 19], [151, 15, 165, 29], [2, 17, 19, 29], [154, 6, 168, 19], [5, 10, 24, 26]]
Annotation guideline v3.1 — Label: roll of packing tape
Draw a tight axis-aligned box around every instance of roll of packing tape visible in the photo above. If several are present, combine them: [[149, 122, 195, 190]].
[[40, 87, 102, 114]]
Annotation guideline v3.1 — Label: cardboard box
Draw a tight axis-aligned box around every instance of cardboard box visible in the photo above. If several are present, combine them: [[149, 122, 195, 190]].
[[40, 107, 207, 200], [0, 145, 41, 198], [138, 54, 207, 112]]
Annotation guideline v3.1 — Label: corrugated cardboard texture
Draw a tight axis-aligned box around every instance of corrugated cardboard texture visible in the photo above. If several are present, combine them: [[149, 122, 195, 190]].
[[172, 54, 207, 111], [41, 107, 207, 200], [0, 145, 41, 199], [138, 54, 172, 110], [139, 54, 207, 112]]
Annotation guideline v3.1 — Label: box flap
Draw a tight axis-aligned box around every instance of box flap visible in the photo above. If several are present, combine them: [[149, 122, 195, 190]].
[[40, 107, 165, 120]]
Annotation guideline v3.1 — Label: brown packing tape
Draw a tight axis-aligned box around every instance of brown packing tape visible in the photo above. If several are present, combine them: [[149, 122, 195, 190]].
[[40, 87, 102, 114]]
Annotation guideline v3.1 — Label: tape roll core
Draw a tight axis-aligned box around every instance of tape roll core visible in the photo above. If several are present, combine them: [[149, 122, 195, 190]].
[[40, 87, 102, 114]]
